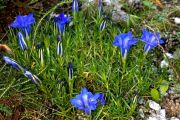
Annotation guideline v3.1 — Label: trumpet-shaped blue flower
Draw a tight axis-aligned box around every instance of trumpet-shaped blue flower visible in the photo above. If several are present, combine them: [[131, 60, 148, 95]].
[[10, 13, 35, 35], [54, 13, 70, 34], [24, 69, 41, 85], [3, 56, 22, 70], [141, 29, 164, 54], [18, 32, 28, 50], [112, 32, 138, 59], [70, 88, 105, 115], [72, 0, 78, 12]]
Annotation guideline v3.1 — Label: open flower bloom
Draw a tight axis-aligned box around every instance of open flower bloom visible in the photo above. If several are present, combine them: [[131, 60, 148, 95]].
[[112, 32, 138, 59], [24, 69, 42, 85], [70, 88, 105, 115], [18, 32, 28, 50], [3, 56, 22, 70], [10, 13, 35, 35], [54, 13, 70, 34], [72, 0, 79, 12], [141, 29, 164, 54]]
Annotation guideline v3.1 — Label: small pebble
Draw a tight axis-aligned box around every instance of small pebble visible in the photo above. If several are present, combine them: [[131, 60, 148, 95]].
[[147, 116, 158, 120], [104, 0, 113, 5], [138, 97, 144, 104], [165, 53, 174, 59], [170, 117, 179, 120], [139, 108, 145, 118], [174, 17, 180, 24], [160, 60, 169, 68], [149, 100, 161, 111], [157, 109, 166, 117]]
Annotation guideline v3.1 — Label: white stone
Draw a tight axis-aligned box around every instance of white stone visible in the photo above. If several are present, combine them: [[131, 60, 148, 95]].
[[139, 108, 145, 118], [88, 0, 93, 2], [157, 109, 166, 117], [160, 60, 169, 68], [165, 53, 174, 59], [147, 116, 158, 120], [174, 17, 180, 24], [147, 114, 166, 120], [170, 117, 180, 120], [104, 0, 113, 5], [138, 97, 144, 104], [149, 100, 161, 111], [168, 87, 175, 94]]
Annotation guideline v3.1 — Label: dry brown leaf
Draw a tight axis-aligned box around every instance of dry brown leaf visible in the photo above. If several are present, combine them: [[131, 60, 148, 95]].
[[152, 0, 164, 9]]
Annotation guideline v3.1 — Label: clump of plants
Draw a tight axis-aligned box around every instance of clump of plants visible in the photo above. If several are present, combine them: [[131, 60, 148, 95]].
[[0, 0, 173, 119]]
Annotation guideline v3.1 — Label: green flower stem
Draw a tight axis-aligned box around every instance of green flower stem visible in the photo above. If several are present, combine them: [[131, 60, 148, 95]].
[[73, 12, 78, 48], [68, 79, 74, 98], [122, 57, 126, 74], [140, 54, 146, 70], [24, 50, 29, 60], [99, 31, 103, 56]]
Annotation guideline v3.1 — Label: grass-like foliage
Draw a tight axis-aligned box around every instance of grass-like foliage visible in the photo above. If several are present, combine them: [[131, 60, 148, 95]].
[[0, 1, 174, 119]]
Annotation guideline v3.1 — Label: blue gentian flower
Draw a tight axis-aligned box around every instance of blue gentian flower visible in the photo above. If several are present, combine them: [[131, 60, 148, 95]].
[[70, 88, 105, 115], [18, 32, 28, 50], [68, 63, 73, 80], [72, 0, 78, 12], [57, 35, 63, 56], [3, 56, 22, 70], [24, 69, 42, 85], [10, 13, 35, 35], [141, 29, 164, 54], [54, 13, 70, 34], [112, 32, 138, 59]]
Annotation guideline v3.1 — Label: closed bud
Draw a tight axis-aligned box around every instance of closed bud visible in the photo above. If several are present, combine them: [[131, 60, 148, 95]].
[[68, 63, 73, 80], [72, 0, 79, 12], [24, 69, 42, 85], [18, 32, 28, 50]]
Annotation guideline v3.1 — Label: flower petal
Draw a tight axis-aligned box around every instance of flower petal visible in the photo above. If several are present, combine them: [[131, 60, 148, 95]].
[[70, 95, 84, 109]]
